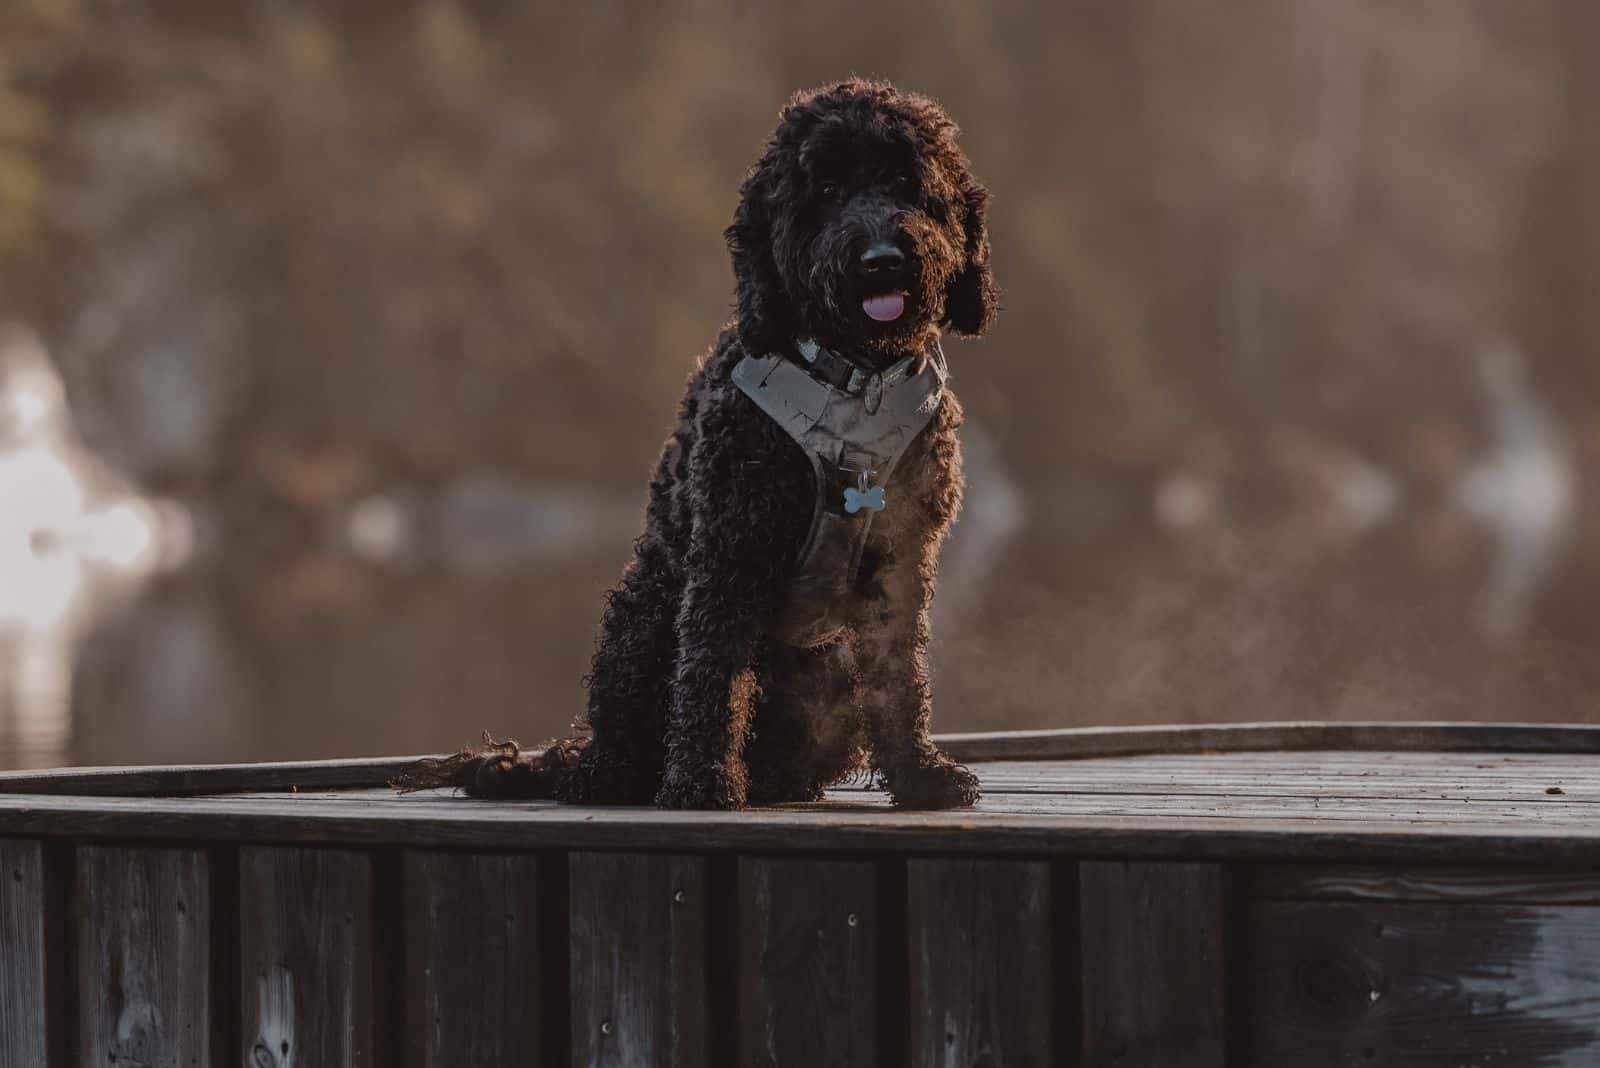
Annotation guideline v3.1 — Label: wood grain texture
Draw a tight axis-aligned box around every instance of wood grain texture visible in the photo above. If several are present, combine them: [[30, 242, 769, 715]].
[[938, 722, 1600, 762], [0, 839, 46, 1066], [0, 796, 1587, 863], [403, 850, 542, 1068], [906, 858, 1053, 1068], [569, 852, 707, 1068], [1079, 861, 1228, 1068], [78, 845, 211, 1067], [5, 723, 1599, 796], [239, 847, 373, 1068], [7, 791, 1600, 863], [1253, 866, 1600, 904], [0, 755, 424, 796], [1249, 900, 1600, 1066], [10, 745, 1600, 864], [740, 856, 878, 1068]]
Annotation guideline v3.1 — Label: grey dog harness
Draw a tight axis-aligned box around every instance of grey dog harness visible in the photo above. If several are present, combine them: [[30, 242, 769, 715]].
[[733, 337, 947, 646]]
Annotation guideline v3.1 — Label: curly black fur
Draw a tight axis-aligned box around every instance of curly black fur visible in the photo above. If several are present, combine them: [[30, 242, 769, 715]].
[[396, 79, 997, 809]]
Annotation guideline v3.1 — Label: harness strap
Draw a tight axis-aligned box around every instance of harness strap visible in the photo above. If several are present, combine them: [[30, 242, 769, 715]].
[[732, 339, 947, 645]]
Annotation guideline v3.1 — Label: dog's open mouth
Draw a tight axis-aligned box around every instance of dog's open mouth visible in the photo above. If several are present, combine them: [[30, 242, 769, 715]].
[[862, 291, 907, 323]]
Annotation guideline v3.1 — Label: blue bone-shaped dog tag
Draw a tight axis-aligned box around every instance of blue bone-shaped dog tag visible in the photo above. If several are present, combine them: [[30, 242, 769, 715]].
[[844, 486, 885, 514]]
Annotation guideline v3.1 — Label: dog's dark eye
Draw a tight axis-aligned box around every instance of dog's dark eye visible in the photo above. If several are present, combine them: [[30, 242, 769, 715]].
[[895, 175, 917, 195], [819, 181, 839, 199]]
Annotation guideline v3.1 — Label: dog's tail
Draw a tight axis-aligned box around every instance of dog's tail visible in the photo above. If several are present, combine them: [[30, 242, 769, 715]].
[[391, 732, 588, 799]]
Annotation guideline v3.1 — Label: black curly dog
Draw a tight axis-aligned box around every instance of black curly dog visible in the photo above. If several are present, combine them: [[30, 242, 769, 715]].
[[400, 80, 996, 809]]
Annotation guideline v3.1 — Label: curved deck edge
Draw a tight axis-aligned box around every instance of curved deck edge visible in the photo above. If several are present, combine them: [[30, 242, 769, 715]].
[[938, 721, 1600, 762]]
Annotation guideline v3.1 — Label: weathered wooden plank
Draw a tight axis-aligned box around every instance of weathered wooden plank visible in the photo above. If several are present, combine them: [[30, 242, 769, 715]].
[[78, 845, 211, 1067], [403, 850, 542, 1067], [1082, 760, 1600, 777], [248, 784, 1600, 818], [0, 839, 47, 1065], [1079, 861, 1227, 1068], [239, 847, 374, 1067], [0, 755, 424, 796], [991, 750, 1600, 767], [1249, 900, 1600, 1066], [979, 765, 1600, 783], [1253, 866, 1600, 904], [740, 856, 878, 1067], [235, 753, 1600, 797], [926, 795, 1598, 823], [940, 794, 1600, 824], [8, 791, 1600, 864], [974, 766, 1599, 796], [569, 852, 707, 1067], [241, 771, 1600, 806], [987, 785, 1600, 805], [5, 723, 1600, 797], [983, 764, 1600, 780], [938, 723, 1600, 762], [980, 751, 1600, 770], [907, 858, 1053, 1068]]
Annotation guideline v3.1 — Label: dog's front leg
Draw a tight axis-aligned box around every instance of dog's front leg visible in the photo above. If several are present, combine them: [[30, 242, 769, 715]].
[[654, 404, 794, 811], [853, 543, 980, 809], [654, 568, 765, 810]]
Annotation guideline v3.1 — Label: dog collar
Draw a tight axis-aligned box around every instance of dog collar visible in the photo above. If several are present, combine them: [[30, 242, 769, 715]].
[[793, 338, 927, 399], [733, 338, 945, 440]]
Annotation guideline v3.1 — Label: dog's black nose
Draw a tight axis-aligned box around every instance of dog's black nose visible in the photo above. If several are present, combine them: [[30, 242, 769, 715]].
[[859, 243, 906, 276]]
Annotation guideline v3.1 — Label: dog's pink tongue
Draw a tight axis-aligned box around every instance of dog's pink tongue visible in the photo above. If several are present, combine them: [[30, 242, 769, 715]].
[[863, 291, 905, 322]]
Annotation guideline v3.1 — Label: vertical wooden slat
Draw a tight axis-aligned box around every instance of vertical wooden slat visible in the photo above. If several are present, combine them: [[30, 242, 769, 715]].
[[404, 850, 542, 1068], [208, 846, 241, 1068], [1079, 861, 1228, 1068], [907, 858, 1053, 1068], [372, 849, 403, 1068], [0, 839, 46, 1065], [539, 853, 572, 1067], [740, 856, 878, 1068], [78, 845, 211, 1067], [239, 847, 373, 1068], [569, 852, 707, 1067]]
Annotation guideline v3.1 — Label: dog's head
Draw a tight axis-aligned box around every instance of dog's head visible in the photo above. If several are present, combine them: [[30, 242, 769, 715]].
[[726, 80, 997, 364]]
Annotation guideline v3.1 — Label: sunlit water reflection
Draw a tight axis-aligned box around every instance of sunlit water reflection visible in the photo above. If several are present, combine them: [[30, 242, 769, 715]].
[[0, 327, 186, 768]]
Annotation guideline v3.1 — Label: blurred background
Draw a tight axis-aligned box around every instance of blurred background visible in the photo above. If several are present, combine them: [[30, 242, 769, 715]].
[[1, 0, 1597, 771]]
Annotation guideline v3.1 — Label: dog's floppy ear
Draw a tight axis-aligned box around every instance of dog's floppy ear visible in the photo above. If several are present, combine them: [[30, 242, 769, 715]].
[[725, 156, 788, 355], [942, 180, 997, 337]]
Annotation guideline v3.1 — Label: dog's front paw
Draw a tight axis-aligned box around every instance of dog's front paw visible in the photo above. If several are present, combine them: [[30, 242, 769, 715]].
[[884, 757, 980, 810], [654, 764, 747, 811]]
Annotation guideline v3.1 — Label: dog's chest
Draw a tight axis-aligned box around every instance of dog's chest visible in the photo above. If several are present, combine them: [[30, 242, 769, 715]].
[[732, 349, 952, 646]]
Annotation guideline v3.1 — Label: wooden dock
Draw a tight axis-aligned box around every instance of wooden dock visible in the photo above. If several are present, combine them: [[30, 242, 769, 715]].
[[3, 722, 1600, 1066]]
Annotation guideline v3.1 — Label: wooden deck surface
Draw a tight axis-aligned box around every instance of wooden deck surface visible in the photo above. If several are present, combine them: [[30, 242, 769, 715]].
[[256, 750, 1600, 825], [4, 725, 1600, 1066], [2, 742, 1598, 862]]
